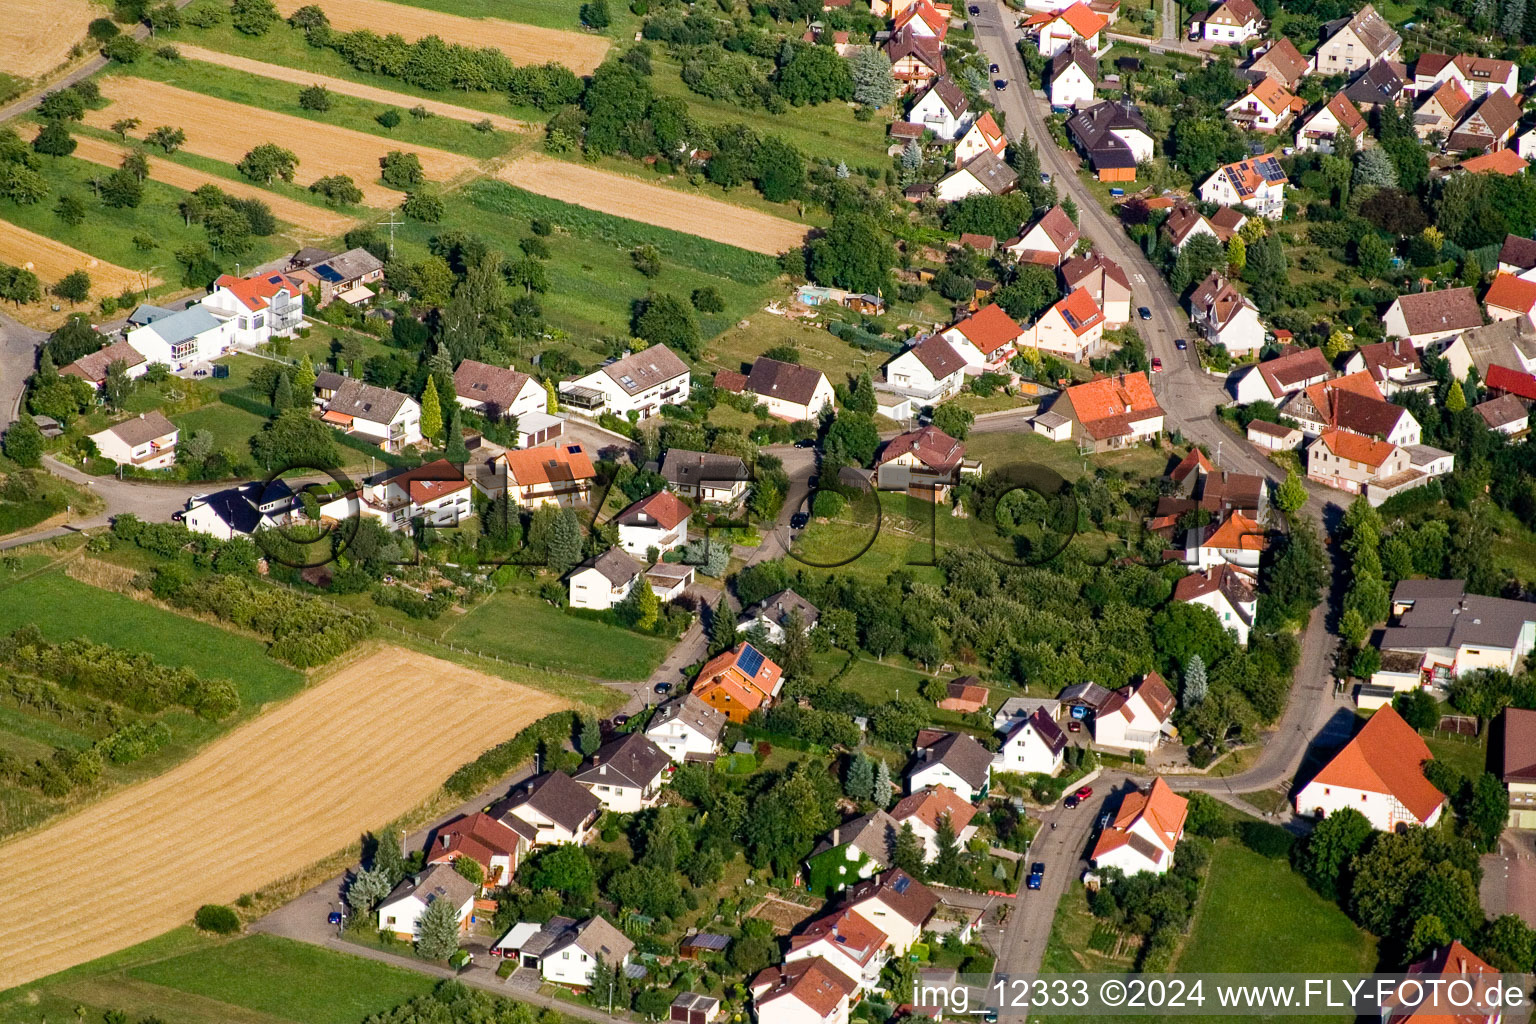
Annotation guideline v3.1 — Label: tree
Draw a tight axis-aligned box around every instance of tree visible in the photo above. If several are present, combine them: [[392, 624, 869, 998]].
[[1353, 146, 1398, 189], [100, 168, 142, 208], [102, 34, 143, 62], [271, 371, 294, 412], [547, 507, 583, 576], [414, 896, 461, 961], [825, 412, 879, 467], [1466, 772, 1510, 851], [872, 758, 893, 808], [1446, 380, 1467, 412], [578, 715, 601, 756], [632, 292, 701, 357], [51, 270, 90, 304], [445, 407, 468, 463], [845, 753, 874, 802], [236, 142, 298, 184], [849, 46, 895, 109], [1225, 234, 1246, 275], [380, 150, 424, 188], [402, 188, 444, 223], [420, 376, 443, 440], [103, 359, 131, 409], [931, 402, 974, 440], [892, 822, 925, 876], [631, 244, 662, 278], [298, 84, 332, 111], [230, 0, 279, 35], [1182, 654, 1207, 707], [1356, 232, 1391, 278], [1298, 807, 1373, 899], [1276, 471, 1307, 516], [53, 193, 86, 226], [292, 353, 316, 401], [346, 866, 391, 912], [193, 904, 241, 933], [994, 265, 1058, 321], [309, 174, 363, 206], [0, 264, 41, 306], [32, 121, 76, 157], [691, 284, 724, 312], [2, 415, 44, 467], [1393, 690, 1439, 732], [626, 574, 660, 630], [809, 215, 894, 295], [708, 596, 738, 655], [931, 813, 965, 886], [250, 408, 340, 470], [526, 844, 597, 903], [37, 90, 85, 122], [1172, 233, 1224, 291], [109, 117, 140, 139], [142, 125, 183, 155], [579, 0, 610, 28]]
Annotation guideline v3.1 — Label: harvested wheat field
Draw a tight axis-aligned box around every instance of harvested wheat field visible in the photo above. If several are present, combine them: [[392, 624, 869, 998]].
[[500, 155, 810, 255], [0, 0, 99, 79], [83, 79, 481, 208], [0, 645, 567, 990], [71, 135, 362, 239], [0, 219, 151, 298], [274, 0, 610, 74], [175, 45, 531, 133]]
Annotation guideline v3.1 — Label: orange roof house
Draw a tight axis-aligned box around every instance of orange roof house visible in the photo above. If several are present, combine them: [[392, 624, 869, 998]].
[[1485, 272, 1536, 323], [1460, 149, 1530, 176], [941, 302, 1025, 364], [1386, 940, 1502, 1024], [497, 443, 597, 508], [1090, 777, 1188, 875], [1054, 372, 1165, 451], [955, 111, 1007, 165], [1294, 705, 1446, 831], [1226, 76, 1304, 132], [693, 643, 783, 723], [895, 0, 949, 39], [891, 783, 978, 834]]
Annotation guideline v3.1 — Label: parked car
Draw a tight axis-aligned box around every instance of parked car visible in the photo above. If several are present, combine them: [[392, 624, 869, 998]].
[[790, 512, 809, 529], [1175, 337, 1188, 350], [612, 714, 630, 728], [1138, 306, 1152, 320], [1064, 794, 1080, 809], [1040, 172, 1051, 184], [655, 682, 673, 695], [969, 3, 980, 11], [989, 62, 999, 73], [1151, 357, 1163, 372], [994, 79, 1008, 90], [1067, 719, 1081, 732], [1075, 785, 1094, 800], [327, 911, 343, 926], [793, 437, 817, 449], [1026, 871, 1043, 890]]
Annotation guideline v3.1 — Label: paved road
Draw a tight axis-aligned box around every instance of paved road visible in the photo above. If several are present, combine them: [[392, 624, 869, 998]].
[[0, 311, 45, 426]]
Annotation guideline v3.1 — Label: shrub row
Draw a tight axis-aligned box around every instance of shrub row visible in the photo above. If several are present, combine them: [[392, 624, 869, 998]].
[[2, 671, 126, 732], [371, 584, 450, 620], [826, 320, 901, 353], [0, 719, 170, 797], [443, 710, 575, 799]]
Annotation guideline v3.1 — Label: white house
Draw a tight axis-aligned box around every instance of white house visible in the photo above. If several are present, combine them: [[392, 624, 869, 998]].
[[1198, 154, 1288, 219], [995, 707, 1068, 776], [571, 733, 671, 813], [125, 305, 232, 371], [566, 547, 643, 611], [495, 771, 602, 847], [1195, 0, 1262, 41], [953, 111, 1007, 166], [882, 335, 967, 402], [1090, 778, 1188, 876], [1188, 511, 1268, 570], [843, 869, 937, 956], [659, 448, 749, 504], [906, 77, 971, 141], [453, 359, 547, 423], [1381, 287, 1483, 349], [322, 379, 422, 451], [1226, 77, 1302, 133], [1173, 563, 1259, 645], [425, 812, 533, 890], [359, 459, 473, 532], [1230, 345, 1331, 405], [613, 489, 691, 556], [1050, 40, 1098, 109], [1004, 204, 1080, 265], [784, 907, 889, 994], [646, 693, 727, 763], [376, 863, 476, 941], [1032, 1, 1108, 56], [940, 303, 1027, 369], [752, 957, 856, 1024], [535, 917, 635, 987], [889, 784, 979, 860], [559, 344, 690, 419], [1189, 272, 1266, 357], [737, 589, 821, 644], [1293, 706, 1447, 831], [1414, 52, 1519, 100], [182, 481, 293, 540], [1374, 579, 1536, 687], [1092, 672, 1175, 753], [1295, 92, 1367, 154], [739, 357, 835, 421], [1486, 273, 1536, 327], [1020, 287, 1107, 363], [1061, 251, 1132, 328], [59, 339, 147, 389], [907, 730, 993, 801], [932, 151, 1019, 202], [89, 411, 177, 471], [200, 271, 305, 347]]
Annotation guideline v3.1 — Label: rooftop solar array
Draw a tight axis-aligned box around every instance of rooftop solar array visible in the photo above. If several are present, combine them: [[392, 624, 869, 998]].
[[738, 645, 766, 677]]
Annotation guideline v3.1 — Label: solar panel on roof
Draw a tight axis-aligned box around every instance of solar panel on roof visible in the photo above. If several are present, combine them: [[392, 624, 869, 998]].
[[737, 645, 766, 677], [315, 265, 345, 283], [893, 874, 911, 893]]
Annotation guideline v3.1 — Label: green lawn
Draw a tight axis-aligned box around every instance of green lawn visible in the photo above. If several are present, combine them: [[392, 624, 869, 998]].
[[171, 399, 271, 456], [390, 0, 639, 34], [1423, 728, 1489, 780], [438, 586, 672, 680], [962, 430, 1173, 483]]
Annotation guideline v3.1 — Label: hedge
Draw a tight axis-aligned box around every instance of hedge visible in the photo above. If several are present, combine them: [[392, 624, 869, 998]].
[[218, 390, 277, 418], [826, 320, 901, 353], [333, 428, 422, 469], [443, 710, 575, 799], [194, 904, 241, 934]]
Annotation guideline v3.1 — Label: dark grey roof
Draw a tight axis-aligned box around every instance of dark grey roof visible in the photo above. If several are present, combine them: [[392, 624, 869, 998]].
[[922, 76, 969, 117], [574, 546, 643, 587], [1379, 579, 1536, 653], [314, 247, 384, 283], [1343, 61, 1404, 106], [520, 915, 580, 958], [647, 693, 728, 743], [745, 589, 821, 630], [188, 485, 263, 535], [573, 733, 671, 790], [660, 448, 749, 488], [314, 370, 346, 392], [381, 862, 476, 910], [1058, 681, 1113, 707], [1457, 316, 1536, 376], [497, 771, 601, 835], [914, 731, 993, 790], [600, 344, 689, 395], [681, 932, 732, 951], [746, 357, 828, 407], [330, 379, 412, 423], [1052, 38, 1098, 82], [946, 150, 1018, 195]]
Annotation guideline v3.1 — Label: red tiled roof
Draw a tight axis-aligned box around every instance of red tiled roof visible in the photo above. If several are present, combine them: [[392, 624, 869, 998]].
[[891, 784, 978, 832], [1486, 272, 1536, 313], [1486, 363, 1536, 401], [877, 425, 965, 471], [1054, 287, 1106, 336], [614, 489, 691, 531], [1461, 149, 1529, 176], [1317, 428, 1398, 468], [970, 111, 1006, 154], [394, 458, 471, 504], [1203, 511, 1268, 551], [787, 907, 889, 966], [1064, 372, 1163, 439], [501, 443, 597, 487], [949, 303, 1024, 354], [1306, 705, 1444, 823], [1090, 777, 1187, 862], [1052, 0, 1109, 38], [753, 958, 856, 1017], [214, 271, 297, 312]]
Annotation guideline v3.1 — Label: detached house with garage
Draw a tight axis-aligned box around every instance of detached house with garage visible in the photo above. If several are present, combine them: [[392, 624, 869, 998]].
[[613, 489, 690, 556], [940, 303, 1026, 369], [377, 864, 476, 941], [1032, 1, 1108, 56], [492, 443, 597, 508], [60, 339, 146, 389], [535, 917, 635, 988], [202, 271, 306, 346], [1194, 0, 1262, 41], [125, 305, 231, 371], [572, 733, 672, 813], [89, 411, 178, 471], [1381, 287, 1484, 349], [1189, 272, 1267, 358], [426, 812, 533, 890], [660, 449, 749, 505], [1448, 88, 1522, 154], [1226, 76, 1304, 133], [646, 693, 727, 763], [1413, 79, 1473, 141], [495, 771, 602, 847], [1230, 345, 1332, 404], [1373, 579, 1536, 687], [733, 357, 835, 421], [1050, 372, 1165, 451], [738, 589, 821, 643], [566, 547, 643, 611], [182, 482, 293, 541], [1050, 40, 1098, 109], [906, 76, 971, 141], [996, 707, 1068, 775], [1022, 288, 1108, 362], [881, 334, 967, 403], [907, 729, 993, 801], [1293, 705, 1446, 831], [1066, 100, 1155, 182], [1245, 38, 1309, 91], [322, 379, 422, 451], [875, 425, 973, 501], [1005, 204, 1081, 266], [694, 643, 783, 723], [1090, 777, 1188, 876], [361, 458, 474, 532], [453, 360, 559, 446], [843, 870, 937, 956], [560, 344, 690, 419], [1295, 91, 1367, 153], [934, 151, 1018, 202], [784, 908, 889, 994], [1093, 671, 1175, 753]]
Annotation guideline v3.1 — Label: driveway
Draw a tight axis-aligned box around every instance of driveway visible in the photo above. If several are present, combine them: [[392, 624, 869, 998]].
[[1481, 831, 1536, 927], [0, 311, 45, 426]]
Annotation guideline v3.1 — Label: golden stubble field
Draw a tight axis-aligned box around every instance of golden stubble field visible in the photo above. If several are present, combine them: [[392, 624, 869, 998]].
[[272, 0, 611, 75], [500, 154, 811, 255], [82, 79, 482, 208], [0, 218, 152, 298], [0, 0, 100, 79], [0, 645, 568, 991]]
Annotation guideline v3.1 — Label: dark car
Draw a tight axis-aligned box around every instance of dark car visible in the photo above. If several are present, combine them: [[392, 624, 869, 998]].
[[793, 437, 817, 449], [1175, 337, 1188, 350], [969, 3, 980, 11], [655, 682, 673, 695], [1032, 862, 1046, 875], [612, 713, 630, 728], [990, 62, 999, 73], [994, 79, 1008, 90], [327, 911, 343, 926], [1067, 719, 1081, 732], [1026, 872, 1042, 890], [790, 512, 810, 529], [1075, 785, 1094, 800], [1137, 306, 1152, 320], [1064, 794, 1080, 809]]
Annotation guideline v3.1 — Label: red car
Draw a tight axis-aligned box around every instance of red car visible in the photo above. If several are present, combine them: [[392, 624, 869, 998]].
[[1075, 785, 1094, 800], [1151, 357, 1163, 372]]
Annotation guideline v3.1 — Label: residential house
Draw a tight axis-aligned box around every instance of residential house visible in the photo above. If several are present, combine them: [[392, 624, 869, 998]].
[[1499, 233, 1536, 276], [1195, 0, 1262, 41], [536, 916, 635, 988], [995, 707, 1068, 775], [1457, 149, 1529, 175], [694, 643, 783, 723], [1050, 372, 1165, 451], [1502, 707, 1536, 827], [1021, 287, 1108, 362], [881, 335, 968, 403], [875, 425, 971, 501], [994, 696, 1064, 729], [933, 150, 1018, 201], [890, 785, 981, 860], [1090, 778, 1188, 876], [1198, 153, 1288, 219], [376, 864, 476, 941], [452, 360, 559, 445], [843, 869, 937, 955], [322, 379, 422, 451], [1164, 448, 1267, 520], [492, 443, 597, 508], [646, 562, 694, 604], [953, 111, 1007, 166], [1381, 287, 1483, 349], [1165, 203, 1222, 253], [739, 357, 835, 421], [426, 812, 533, 890], [886, 27, 946, 94], [940, 302, 1027, 368], [784, 908, 889, 993], [1448, 88, 1522, 153], [614, 489, 691, 556], [1061, 251, 1132, 327], [1413, 79, 1473, 141], [895, 0, 949, 38], [938, 677, 990, 713], [1474, 393, 1529, 436], [125, 305, 232, 371], [1293, 706, 1446, 830], [1004, 203, 1081, 265], [1311, 4, 1402, 76], [88, 411, 177, 470], [1342, 337, 1430, 396], [1459, 317, 1536, 379], [1384, 942, 1503, 1024], [1342, 60, 1408, 112], [1189, 272, 1266, 358], [1230, 345, 1331, 404], [1066, 100, 1154, 181], [1186, 510, 1269, 569], [659, 448, 749, 504], [1050, 40, 1098, 109], [59, 339, 147, 388], [1486, 364, 1536, 408], [1033, 1, 1108, 56], [1295, 91, 1366, 153], [1226, 77, 1303, 133], [1285, 372, 1419, 444], [1486, 273, 1536, 326], [494, 771, 602, 846], [182, 481, 292, 540], [566, 547, 643, 611], [302, 247, 385, 306], [906, 77, 971, 141], [1173, 563, 1259, 644], [1415, 52, 1520, 99], [559, 344, 690, 419], [1314, 439, 1454, 506], [737, 589, 821, 644], [201, 271, 305, 346], [907, 729, 993, 800], [1517, 126, 1536, 161], [1092, 672, 1175, 752], [806, 810, 900, 893], [1374, 579, 1536, 687], [1244, 38, 1309, 91], [751, 957, 857, 1024], [646, 693, 728, 763], [124, 302, 174, 329], [361, 458, 474, 532], [572, 733, 672, 812]]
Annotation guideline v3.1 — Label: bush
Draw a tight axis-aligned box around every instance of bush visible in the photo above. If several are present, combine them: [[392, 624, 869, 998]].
[[194, 904, 241, 934], [1237, 819, 1294, 860]]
